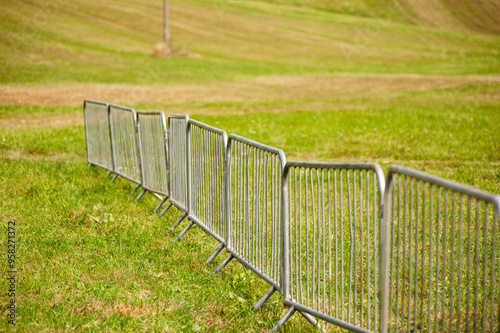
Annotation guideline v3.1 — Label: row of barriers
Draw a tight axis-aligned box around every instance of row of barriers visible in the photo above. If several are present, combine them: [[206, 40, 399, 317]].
[[83, 99, 500, 332]]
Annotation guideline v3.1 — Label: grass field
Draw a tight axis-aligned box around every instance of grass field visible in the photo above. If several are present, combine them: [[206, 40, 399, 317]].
[[1, 0, 499, 331]]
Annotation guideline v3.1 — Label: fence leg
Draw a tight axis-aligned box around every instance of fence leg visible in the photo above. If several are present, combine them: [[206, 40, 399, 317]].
[[157, 202, 173, 218], [105, 170, 112, 177], [110, 174, 119, 183], [134, 189, 146, 201], [299, 311, 325, 332], [175, 220, 194, 241], [252, 286, 276, 310], [205, 243, 224, 265], [270, 306, 296, 332], [154, 196, 169, 213], [87, 163, 92, 168], [167, 212, 187, 234], [212, 254, 233, 274], [129, 184, 141, 197]]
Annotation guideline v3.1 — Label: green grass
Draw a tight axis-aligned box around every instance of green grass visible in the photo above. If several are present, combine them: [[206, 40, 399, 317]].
[[1, 0, 499, 331]]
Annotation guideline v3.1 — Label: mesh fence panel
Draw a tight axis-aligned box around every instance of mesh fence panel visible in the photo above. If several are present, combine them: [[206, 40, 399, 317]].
[[283, 163, 384, 332], [137, 111, 168, 196], [168, 114, 189, 211], [228, 135, 286, 288], [188, 120, 227, 243], [84, 100, 112, 170], [110, 105, 141, 183], [383, 165, 500, 333]]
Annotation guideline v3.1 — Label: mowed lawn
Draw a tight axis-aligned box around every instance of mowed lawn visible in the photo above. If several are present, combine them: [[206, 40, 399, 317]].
[[1, 0, 499, 331]]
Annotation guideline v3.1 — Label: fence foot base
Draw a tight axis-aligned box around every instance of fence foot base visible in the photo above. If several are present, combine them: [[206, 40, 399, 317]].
[[110, 174, 119, 183], [175, 220, 194, 241], [129, 184, 140, 197], [252, 286, 276, 310], [157, 202, 172, 218], [105, 170, 112, 177], [299, 311, 325, 332], [87, 163, 92, 168], [154, 196, 169, 213], [270, 306, 296, 332], [134, 188, 146, 201], [205, 243, 224, 265], [167, 212, 187, 235], [212, 254, 233, 274]]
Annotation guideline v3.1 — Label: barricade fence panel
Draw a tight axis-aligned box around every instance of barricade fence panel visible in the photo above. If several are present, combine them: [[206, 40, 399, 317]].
[[84, 100, 500, 332], [84, 99, 113, 171], [168, 114, 189, 211], [381, 165, 500, 333], [282, 162, 385, 333], [109, 104, 141, 184], [226, 134, 286, 289], [137, 111, 169, 196], [188, 120, 227, 243]]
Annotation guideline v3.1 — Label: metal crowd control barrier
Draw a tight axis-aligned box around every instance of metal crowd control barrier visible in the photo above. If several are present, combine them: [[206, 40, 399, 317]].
[[158, 114, 189, 233], [213, 134, 287, 310], [380, 165, 500, 333], [135, 111, 169, 205], [109, 104, 142, 195], [83, 99, 114, 175], [277, 162, 385, 332], [174, 120, 228, 262]]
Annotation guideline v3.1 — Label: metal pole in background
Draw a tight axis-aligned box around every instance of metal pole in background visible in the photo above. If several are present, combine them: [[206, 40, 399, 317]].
[[164, 0, 170, 48]]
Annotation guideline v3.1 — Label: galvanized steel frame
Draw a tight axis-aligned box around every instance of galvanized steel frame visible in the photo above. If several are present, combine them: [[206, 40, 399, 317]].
[[83, 101, 500, 332], [108, 104, 142, 189], [83, 99, 114, 173], [160, 114, 189, 233], [175, 120, 228, 250], [278, 162, 385, 333], [135, 110, 169, 202], [380, 165, 500, 333], [214, 134, 287, 309]]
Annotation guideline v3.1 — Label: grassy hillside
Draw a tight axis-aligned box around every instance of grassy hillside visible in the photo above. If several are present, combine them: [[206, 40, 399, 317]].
[[0, 0, 499, 85], [0, 0, 499, 332]]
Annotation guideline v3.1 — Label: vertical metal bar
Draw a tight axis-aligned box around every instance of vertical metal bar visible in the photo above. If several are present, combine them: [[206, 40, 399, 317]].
[[456, 195, 464, 332], [305, 168, 310, 308], [465, 196, 472, 333], [347, 169, 353, 322], [340, 169, 345, 322], [328, 169, 332, 317], [282, 165, 289, 299], [473, 200, 480, 333], [299, 167, 303, 305], [379, 171, 393, 333], [321, 169, 326, 315], [481, 203, 487, 333], [334, 169, 338, 319]]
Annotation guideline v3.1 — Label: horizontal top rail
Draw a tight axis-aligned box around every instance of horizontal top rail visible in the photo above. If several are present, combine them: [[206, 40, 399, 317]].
[[228, 134, 286, 166], [137, 110, 166, 116], [388, 165, 500, 206], [84, 99, 108, 106], [189, 119, 227, 138], [109, 104, 135, 113], [284, 161, 385, 194], [168, 113, 189, 119]]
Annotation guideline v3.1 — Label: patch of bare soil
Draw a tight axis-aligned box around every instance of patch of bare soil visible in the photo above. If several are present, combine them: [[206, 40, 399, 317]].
[[0, 112, 84, 129], [0, 74, 498, 107]]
